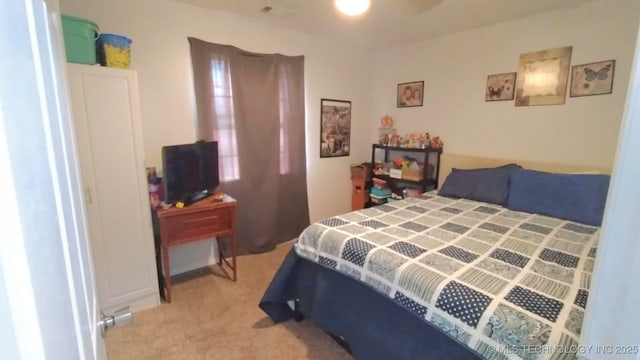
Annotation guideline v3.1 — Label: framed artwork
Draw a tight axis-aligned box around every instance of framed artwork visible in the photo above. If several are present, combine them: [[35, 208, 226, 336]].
[[485, 72, 516, 101], [397, 81, 424, 108], [320, 98, 351, 158], [515, 46, 572, 106], [570, 60, 615, 97]]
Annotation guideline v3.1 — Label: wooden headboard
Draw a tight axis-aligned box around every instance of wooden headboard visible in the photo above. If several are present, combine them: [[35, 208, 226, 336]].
[[438, 153, 612, 188]]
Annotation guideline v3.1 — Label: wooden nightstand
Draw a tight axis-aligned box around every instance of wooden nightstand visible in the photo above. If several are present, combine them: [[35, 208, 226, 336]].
[[157, 194, 237, 303]]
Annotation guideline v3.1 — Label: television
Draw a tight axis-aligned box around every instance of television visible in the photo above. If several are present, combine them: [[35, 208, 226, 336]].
[[161, 140, 219, 205]]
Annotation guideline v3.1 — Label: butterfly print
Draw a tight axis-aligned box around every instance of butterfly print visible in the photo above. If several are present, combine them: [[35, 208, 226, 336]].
[[584, 64, 611, 81], [488, 85, 504, 98]]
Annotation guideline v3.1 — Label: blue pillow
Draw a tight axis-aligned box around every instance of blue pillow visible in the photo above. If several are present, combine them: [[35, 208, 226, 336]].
[[439, 164, 520, 205], [506, 168, 610, 226]]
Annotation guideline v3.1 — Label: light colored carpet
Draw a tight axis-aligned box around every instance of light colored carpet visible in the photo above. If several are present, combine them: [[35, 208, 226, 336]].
[[105, 242, 352, 360]]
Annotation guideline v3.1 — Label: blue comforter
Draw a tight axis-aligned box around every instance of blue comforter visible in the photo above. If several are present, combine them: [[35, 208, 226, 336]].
[[261, 192, 598, 359], [259, 248, 482, 359]]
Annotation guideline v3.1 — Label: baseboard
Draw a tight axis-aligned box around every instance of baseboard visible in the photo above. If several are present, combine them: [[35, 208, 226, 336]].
[[102, 291, 160, 314], [168, 239, 219, 276], [171, 265, 217, 283], [170, 258, 219, 276]]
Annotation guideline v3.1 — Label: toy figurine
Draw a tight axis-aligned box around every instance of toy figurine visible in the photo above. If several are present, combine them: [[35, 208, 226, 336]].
[[424, 133, 431, 146], [431, 136, 443, 149]]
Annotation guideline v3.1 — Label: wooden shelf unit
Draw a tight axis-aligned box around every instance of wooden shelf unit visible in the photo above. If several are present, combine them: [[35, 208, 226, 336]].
[[370, 144, 443, 199]]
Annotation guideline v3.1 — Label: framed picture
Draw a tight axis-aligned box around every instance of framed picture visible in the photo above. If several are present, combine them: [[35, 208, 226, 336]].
[[320, 98, 351, 158], [485, 72, 516, 101], [515, 46, 572, 106], [570, 60, 615, 97], [397, 81, 424, 108]]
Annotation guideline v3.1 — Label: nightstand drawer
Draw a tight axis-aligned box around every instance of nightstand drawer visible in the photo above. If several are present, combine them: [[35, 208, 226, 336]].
[[162, 207, 232, 245]]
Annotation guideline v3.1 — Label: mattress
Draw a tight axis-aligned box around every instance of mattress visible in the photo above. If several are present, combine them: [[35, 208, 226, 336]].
[[294, 191, 599, 360]]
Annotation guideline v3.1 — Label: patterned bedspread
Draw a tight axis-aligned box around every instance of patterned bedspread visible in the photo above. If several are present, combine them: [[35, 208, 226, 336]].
[[295, 192, 598, 360]]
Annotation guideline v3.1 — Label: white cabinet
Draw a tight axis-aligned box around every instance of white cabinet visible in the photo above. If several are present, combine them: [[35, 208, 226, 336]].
[[67, 64, 159, 313]]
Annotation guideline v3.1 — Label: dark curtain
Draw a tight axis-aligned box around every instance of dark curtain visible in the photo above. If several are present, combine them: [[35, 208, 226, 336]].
[[189, 37, 309, 255]]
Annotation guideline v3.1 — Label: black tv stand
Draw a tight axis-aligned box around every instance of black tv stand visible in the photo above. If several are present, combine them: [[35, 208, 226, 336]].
[[182, 190, 211, 206]]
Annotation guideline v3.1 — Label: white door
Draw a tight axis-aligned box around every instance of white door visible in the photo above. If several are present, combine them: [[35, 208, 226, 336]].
[[0, 0, 106, 358]]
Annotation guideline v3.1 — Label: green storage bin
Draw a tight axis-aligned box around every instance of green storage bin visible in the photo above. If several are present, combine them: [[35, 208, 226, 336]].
[[61, 15, 99, 64]]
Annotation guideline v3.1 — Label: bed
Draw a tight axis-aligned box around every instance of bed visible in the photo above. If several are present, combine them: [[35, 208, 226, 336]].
[[259, 154, 611, 360]]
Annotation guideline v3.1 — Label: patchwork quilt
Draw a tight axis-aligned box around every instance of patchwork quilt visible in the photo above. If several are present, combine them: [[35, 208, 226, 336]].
[[295, 192, 599, 360]]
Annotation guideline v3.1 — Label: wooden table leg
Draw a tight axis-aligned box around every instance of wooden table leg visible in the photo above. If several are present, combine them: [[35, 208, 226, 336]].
[[216, 235, 237, 281], [231, 233, 237, 281], [162, 245, 172, 303], [217, 237, 223, 265]]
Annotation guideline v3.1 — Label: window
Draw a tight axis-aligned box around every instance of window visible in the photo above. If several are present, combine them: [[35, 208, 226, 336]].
[[210, 59, 239, 181], [189, 37, 309, 254], [210, 61, 294, 179], [278, 66, 290, 175]]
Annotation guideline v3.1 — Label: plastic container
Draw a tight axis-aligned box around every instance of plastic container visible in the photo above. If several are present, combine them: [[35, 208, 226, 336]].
[[97, 34, 132, 68], [61, 15, 99, 64]]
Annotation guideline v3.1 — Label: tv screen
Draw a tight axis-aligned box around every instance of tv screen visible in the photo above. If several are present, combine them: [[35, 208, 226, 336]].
[[162, 140, 219, 204]]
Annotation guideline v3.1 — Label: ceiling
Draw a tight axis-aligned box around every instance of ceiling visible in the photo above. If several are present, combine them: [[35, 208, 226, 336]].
[[176, 0, 600, 49]]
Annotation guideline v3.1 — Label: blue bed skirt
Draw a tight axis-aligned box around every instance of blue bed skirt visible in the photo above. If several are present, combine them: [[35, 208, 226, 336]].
[[259, 248, 482, 360]]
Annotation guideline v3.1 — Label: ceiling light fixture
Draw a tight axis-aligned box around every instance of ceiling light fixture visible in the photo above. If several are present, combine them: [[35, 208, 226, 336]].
[[335, 0, 370, 17]]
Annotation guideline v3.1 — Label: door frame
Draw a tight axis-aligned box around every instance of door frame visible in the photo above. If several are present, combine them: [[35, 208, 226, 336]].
[[0, 0, 106, 358]]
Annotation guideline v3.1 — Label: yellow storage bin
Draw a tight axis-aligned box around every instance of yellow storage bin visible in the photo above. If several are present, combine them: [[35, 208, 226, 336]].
[[97, 33, 132, 68]]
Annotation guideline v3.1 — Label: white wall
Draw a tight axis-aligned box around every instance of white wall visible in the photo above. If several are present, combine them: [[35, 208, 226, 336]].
[[371, 0, 640, 169], [59, 0, 373, 274]]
